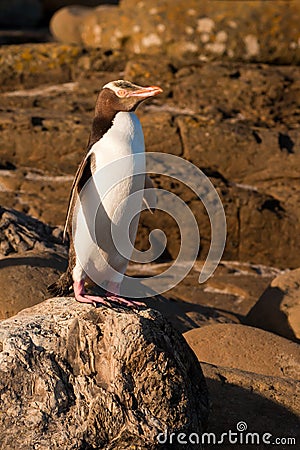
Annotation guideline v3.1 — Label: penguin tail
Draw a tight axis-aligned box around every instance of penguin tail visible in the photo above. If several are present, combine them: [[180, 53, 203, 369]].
[[47, 270, 73, 297]]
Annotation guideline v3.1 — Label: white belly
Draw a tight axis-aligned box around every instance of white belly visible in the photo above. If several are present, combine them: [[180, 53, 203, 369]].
[[73, 112, 146, 285]]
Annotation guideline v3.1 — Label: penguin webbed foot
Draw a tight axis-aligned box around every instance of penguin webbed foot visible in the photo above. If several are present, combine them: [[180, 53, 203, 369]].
[[104, 281, 146, 308], [73, 281, 145, 308], [104, 293, 145, 308], [74, 281, 110, 307]]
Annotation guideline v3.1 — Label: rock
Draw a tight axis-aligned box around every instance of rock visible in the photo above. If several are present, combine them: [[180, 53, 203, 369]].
[[0, 206, 65, 258], [129, 59, 300, 268], [0, 44, 82, 92], [0, 251, 65, 319], [0, 43, 126, 93], [81, 5, 121, 48], [50, 6, 93, 45], [1, 46, 300, 268], [127, 261, 279, 333], [51, 0, 300, 64], [246, 268, 300, 343], [0, 0, 42, 28], [184, 323, 300, 379], [0, 297, 209, 449], [202, 363, 300, 446], [0, 207, 67, 319]]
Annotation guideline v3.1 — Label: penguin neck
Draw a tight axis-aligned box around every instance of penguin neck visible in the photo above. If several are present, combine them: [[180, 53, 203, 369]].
[[89, 107, 117, 149]]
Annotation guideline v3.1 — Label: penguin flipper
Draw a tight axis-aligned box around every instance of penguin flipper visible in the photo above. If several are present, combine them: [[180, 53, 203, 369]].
[[63, 153, 93, 241], [143, 174, 156, 213]]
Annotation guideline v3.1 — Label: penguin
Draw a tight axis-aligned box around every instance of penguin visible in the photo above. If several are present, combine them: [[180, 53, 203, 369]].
[[48, 80, 163, 307]]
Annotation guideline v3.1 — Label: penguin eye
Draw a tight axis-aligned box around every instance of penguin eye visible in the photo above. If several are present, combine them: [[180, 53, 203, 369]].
[[117, 89, 127, 97]]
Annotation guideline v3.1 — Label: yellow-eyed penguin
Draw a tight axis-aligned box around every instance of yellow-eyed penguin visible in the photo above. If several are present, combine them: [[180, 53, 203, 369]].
[[48, 80, 162, 307]]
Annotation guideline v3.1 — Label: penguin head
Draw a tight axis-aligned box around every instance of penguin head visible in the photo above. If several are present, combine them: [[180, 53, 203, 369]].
[[99, 80, 163, 112]]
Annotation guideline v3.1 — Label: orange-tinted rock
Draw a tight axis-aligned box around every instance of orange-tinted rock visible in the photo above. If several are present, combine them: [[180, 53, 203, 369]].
[[1, 48, 300, 268], [184, 323, 300, 379], [50, 0, 300, 64], [50, 6, 92, 44], [246, 268, 300, 342], [202, 363, 300, 446], [0, 207, 67, 319]]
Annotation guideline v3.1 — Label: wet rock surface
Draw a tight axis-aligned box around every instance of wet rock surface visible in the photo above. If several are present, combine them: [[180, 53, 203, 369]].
[[0, 297, 209, 450]]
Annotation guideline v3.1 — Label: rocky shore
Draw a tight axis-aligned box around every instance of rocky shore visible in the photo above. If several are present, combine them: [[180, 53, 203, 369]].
[[0, 0, 299, 448]]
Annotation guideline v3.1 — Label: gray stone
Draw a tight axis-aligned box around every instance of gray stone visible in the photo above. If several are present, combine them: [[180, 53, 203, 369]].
[[0, 297, 209, 449]]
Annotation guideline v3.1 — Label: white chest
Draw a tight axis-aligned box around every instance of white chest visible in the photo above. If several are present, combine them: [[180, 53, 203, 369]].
[[81, 111, 145, 223], [89, 111, 145, 167], [73, 113, 146, 281]]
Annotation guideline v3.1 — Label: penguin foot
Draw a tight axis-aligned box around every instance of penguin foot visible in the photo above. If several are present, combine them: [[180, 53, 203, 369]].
[[105, 293, 145, 308], [73, 281, 145, 308], [74, 281, 110, 307], [105, 281, 145, 308]]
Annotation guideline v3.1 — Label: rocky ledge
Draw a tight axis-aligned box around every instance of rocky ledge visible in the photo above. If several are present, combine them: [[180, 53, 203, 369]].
[[1, 47, 300, 268], [0, 208, 299, 449]]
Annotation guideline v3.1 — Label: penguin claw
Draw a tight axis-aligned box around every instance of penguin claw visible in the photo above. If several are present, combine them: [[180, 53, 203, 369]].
[[73, 282, 145, 308], [105, 294, 146, 308], [75, 293, 110, 307], [73, 281, 110, 307]]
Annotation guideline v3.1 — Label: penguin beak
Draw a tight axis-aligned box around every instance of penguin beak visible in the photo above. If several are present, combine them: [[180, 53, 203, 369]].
[[127, 85, 163, 98]]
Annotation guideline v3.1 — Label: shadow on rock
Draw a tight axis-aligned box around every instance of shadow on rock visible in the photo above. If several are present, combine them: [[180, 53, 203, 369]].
[[205, 375, 299, 449], [142, 294, 241, 334]]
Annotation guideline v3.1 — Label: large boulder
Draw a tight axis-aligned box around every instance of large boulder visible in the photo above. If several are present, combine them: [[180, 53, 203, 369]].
[[202, 363, 300, 445], [184, 323, 300, 379], [49, 6, 93, 45], [246, 268, 300, 343], [0, 297, 209, 449]]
